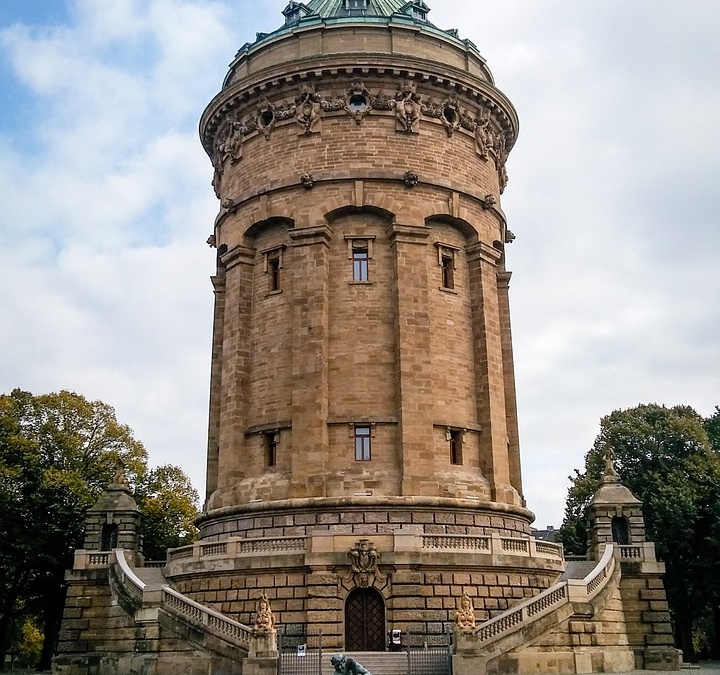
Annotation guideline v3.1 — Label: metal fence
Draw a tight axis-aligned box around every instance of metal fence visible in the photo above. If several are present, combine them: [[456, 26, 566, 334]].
[[406, 629, 452, 675], [278, 625, 323, 675]]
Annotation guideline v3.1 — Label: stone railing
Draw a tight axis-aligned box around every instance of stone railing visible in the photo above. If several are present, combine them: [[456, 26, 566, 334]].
[[162, 586, 253, 650], [167, 535, 307, 565], [108, 549, 253, 653], [582, 544, 615, 599], [113, 549, 147, 605], [467, 544, 615, 647], [421, 533, 563, 560], [616, 543, 653, 561]]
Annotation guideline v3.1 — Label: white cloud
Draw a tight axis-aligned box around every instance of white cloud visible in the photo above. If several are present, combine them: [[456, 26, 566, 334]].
[[1, 1, 718, 527]]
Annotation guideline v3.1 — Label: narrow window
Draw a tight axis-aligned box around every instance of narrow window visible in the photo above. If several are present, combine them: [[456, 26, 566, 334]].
[[262, 246, 285, 293], [352, 241, 369, 281], [441, 251, 454, 289], [448, 428, 463, 465], [346, 0, 367, 10], [611, 516, 630, 545], [101, 523, 119, 551], [268, 251, 281, 291], [264, 431, 278, 467], [354, 425, 371, 461]]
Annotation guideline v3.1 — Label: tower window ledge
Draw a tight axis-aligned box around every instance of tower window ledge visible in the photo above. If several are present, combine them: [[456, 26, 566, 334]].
[[349, 280, 373, 286], [438, 286, 458, 295]]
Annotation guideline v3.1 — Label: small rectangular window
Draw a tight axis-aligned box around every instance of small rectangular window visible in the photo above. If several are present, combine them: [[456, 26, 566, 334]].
[[262, 246, 285, 293], [354, 425, 371, 461], [448, 428, 463, 465], [441, 252, 454, 289], [435, 242, 459, 291], [352, 241, 369, 282], [264, 431, 278, 467], [268, 252, 281, 291]]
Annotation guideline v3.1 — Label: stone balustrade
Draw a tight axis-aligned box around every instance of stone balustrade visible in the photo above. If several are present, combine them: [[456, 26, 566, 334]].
[[167, 530, 563, 565], [162, 586, 253, 649], [464, 544, 615, 648]]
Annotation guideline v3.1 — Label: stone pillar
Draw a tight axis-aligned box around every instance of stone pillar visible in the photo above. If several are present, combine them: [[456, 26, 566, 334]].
[[288, 224, 332, 498], [213, 244, 255, 503], [388, 223, 433, 495], [205, 271, 226, 503], [497, 269, 523, 501], [466, 242, 516, 505]]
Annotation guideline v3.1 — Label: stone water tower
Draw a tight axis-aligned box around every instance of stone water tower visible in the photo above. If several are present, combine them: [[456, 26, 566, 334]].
[[164, 0, 565, 650]]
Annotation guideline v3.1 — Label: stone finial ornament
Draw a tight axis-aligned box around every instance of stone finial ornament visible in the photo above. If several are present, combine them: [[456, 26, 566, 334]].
[[113, 459, 130, 488], [455, 592, 476, 630], [254, 592, 276, 634], [603, 449, 620, 481]]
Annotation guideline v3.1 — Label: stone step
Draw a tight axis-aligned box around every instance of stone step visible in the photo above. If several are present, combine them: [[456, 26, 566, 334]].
[[560, 560, 598, 580]]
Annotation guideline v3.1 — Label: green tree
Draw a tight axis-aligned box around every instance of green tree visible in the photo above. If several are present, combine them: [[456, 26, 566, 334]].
[[557, 403, 720, 662], [135, 464, 199, 561], [0, 389, 199, 670]]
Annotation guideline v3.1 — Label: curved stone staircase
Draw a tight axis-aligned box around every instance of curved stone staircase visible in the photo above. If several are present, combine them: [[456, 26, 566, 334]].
[[108, 545, 621, 675]]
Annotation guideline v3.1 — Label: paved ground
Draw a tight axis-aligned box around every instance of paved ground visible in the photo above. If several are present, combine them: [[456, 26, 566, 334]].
[[617, 664, 720, 675]]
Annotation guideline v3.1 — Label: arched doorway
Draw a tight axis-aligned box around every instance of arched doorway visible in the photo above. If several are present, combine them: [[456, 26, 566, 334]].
[[345, 587, 385, 651]]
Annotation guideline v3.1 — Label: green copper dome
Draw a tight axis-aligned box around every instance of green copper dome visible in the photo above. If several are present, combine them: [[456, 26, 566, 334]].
[[301, 0, 428, 19], [279, 0, 432, 26]]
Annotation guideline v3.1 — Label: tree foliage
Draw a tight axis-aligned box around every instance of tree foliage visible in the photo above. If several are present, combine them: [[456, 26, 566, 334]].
[[0, 389, 199, 670], [557, 403, 720, 661]]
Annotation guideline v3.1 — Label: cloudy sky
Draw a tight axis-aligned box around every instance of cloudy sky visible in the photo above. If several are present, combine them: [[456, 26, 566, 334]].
[[1, 0, 718, 528]]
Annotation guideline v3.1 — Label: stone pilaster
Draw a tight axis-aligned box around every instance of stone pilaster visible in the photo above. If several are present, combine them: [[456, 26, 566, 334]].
[[213, 244, 255, 505], [388, 223, 433, 496], [288, 224, 332, 498], [205, 272, 226, 503], [497, 269, 523, 501], [466, 242, 516, 505]]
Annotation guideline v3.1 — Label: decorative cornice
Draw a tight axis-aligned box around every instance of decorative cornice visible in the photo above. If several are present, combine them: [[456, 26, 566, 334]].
[[288, 223, 333, 247]]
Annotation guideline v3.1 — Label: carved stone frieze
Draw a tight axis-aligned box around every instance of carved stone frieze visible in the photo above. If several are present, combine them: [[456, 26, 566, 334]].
[[474, 109, 494, 160], [403, 170, 419, 188], [440, 93, 461, 137], [480, 194, 497, 210], [347, 538, 384, 588], [344, 78, 372, 125], [255, 96, 277, 139], [321, 97, 346, 113], [395, 80, 422, 133], [369, 92, 394, 111], [295, 84, 322, 135]]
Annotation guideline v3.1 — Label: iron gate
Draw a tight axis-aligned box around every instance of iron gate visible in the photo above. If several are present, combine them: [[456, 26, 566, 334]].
[[278, 626, 323, 675], [406, 629, 452, 675]]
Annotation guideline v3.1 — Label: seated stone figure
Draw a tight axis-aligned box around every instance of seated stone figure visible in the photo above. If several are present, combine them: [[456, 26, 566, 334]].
[[330, 654, 371, 675]]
